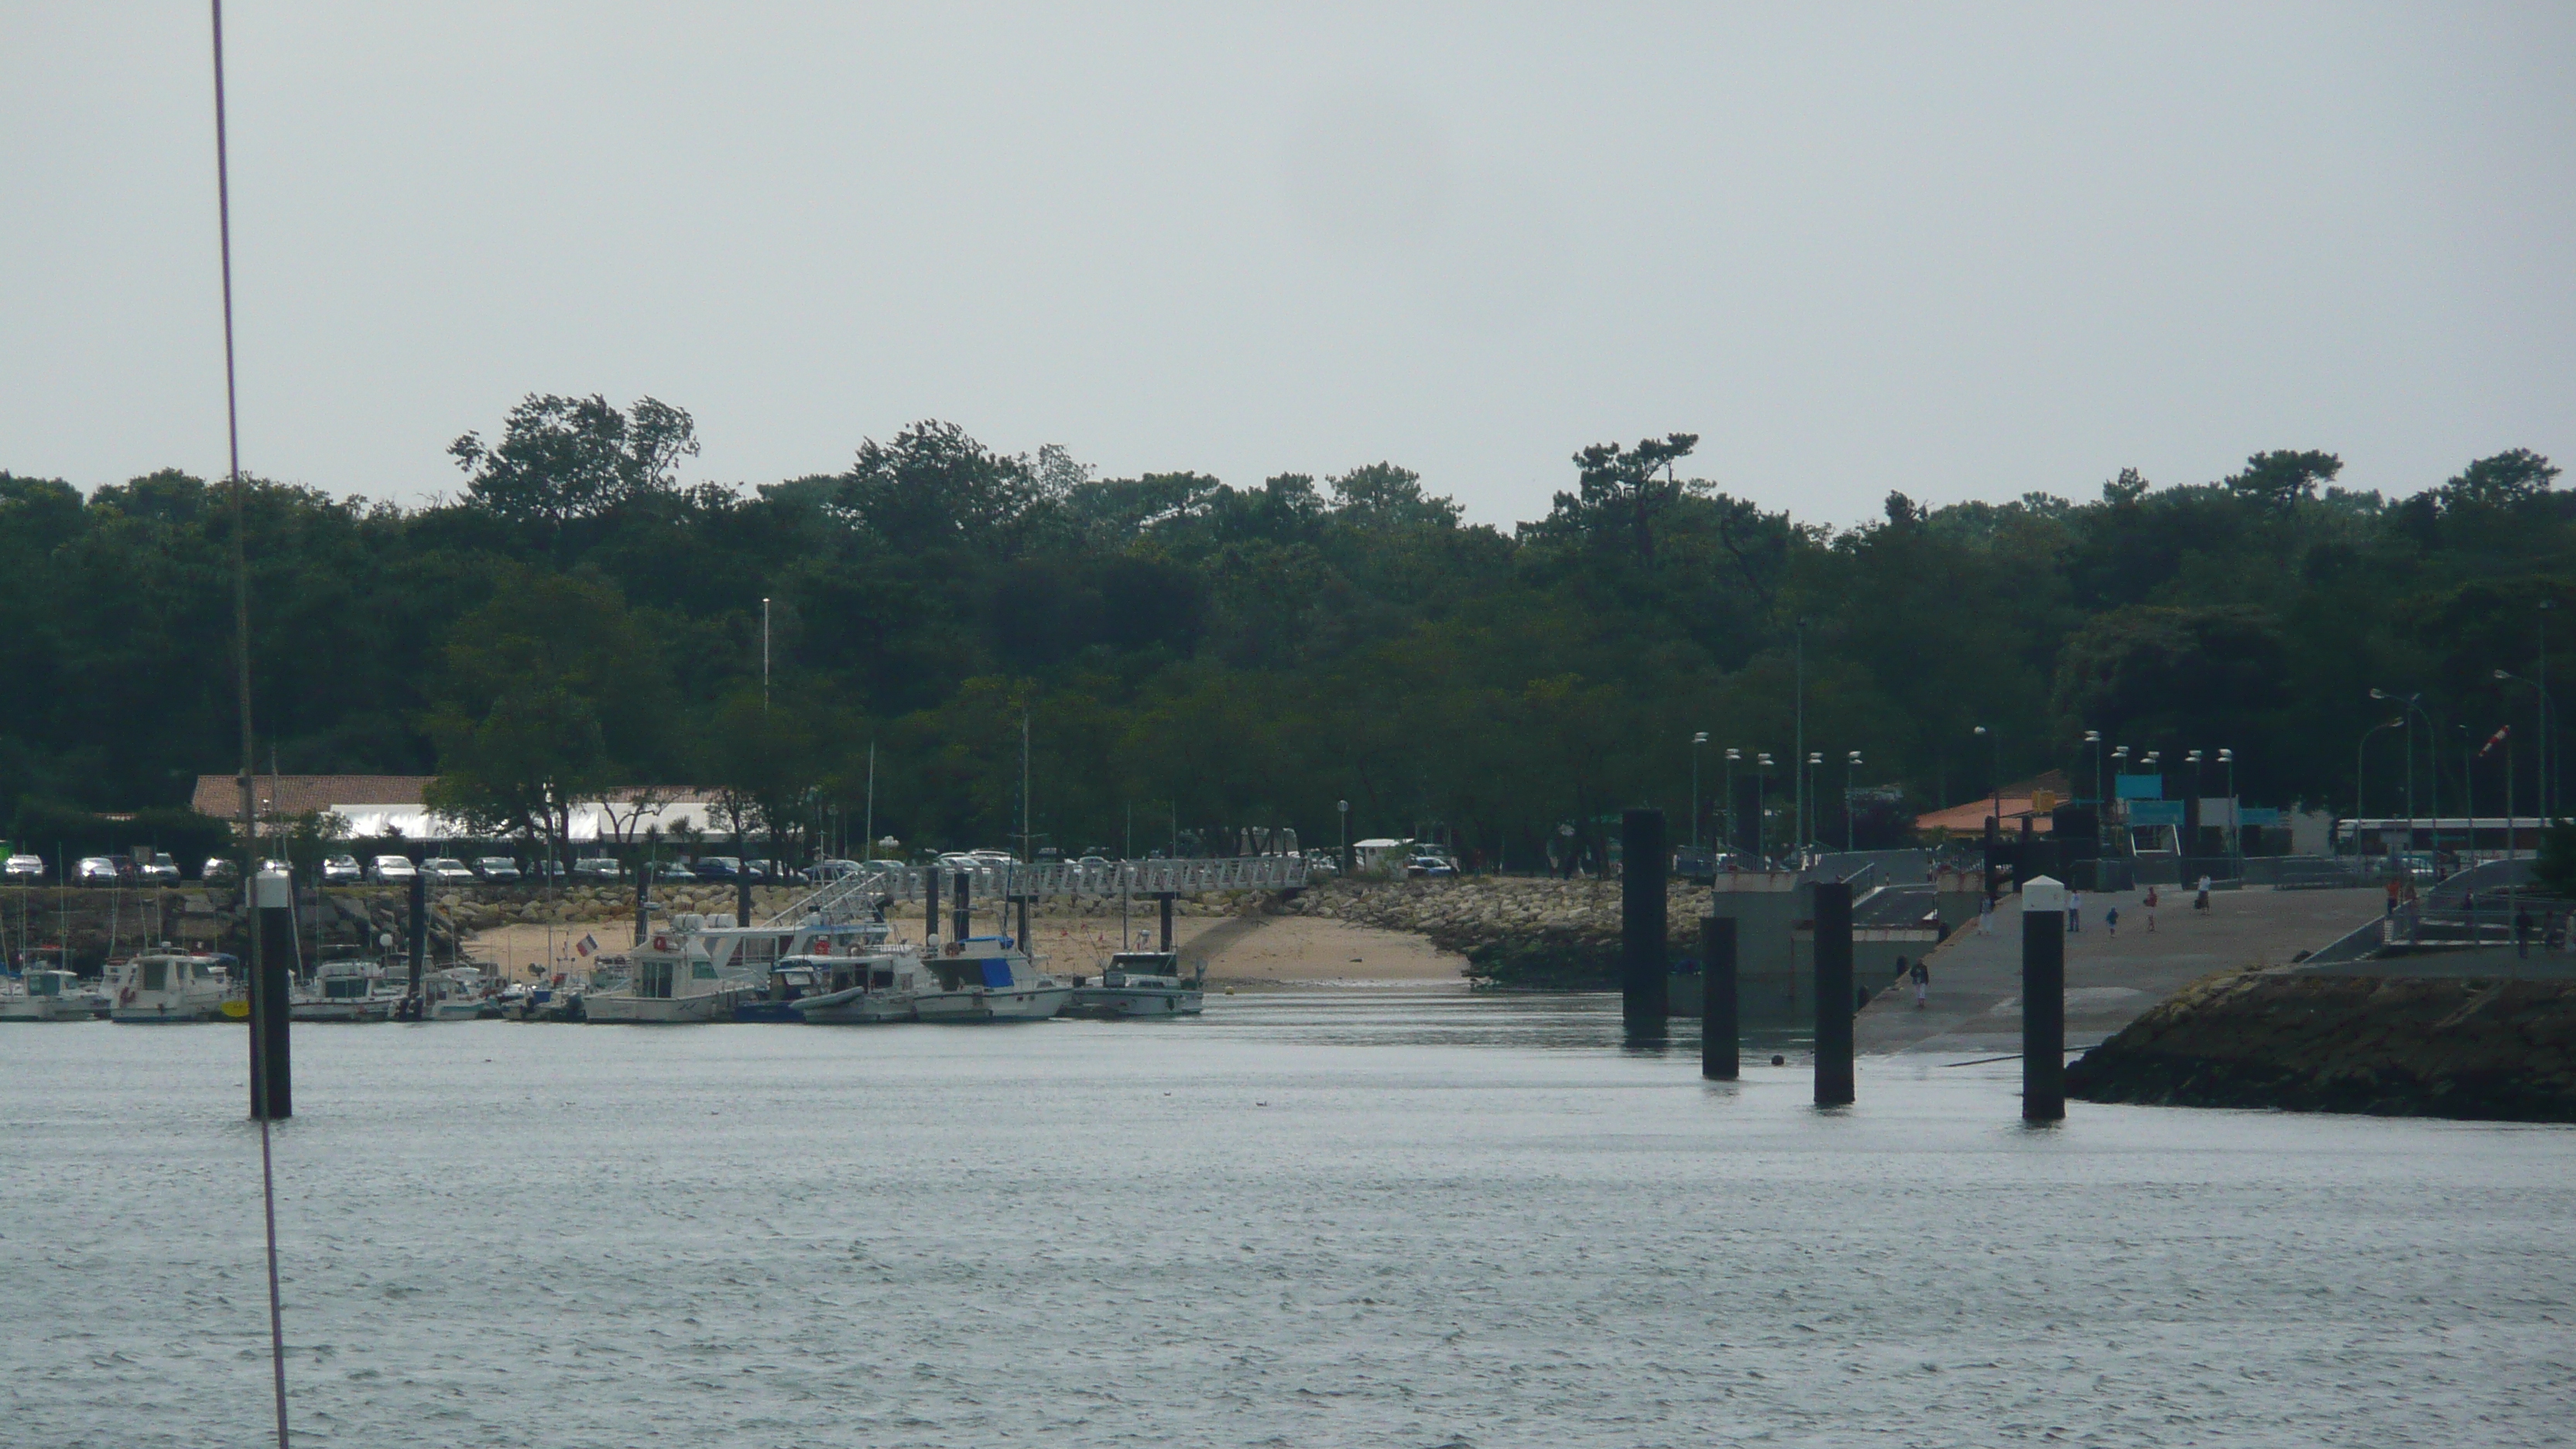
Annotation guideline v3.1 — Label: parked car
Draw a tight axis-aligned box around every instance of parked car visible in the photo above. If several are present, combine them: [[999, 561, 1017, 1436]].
[[572, 856, 623, 882], [139, 851, 180, 885], [654, 860, 697, 882], [691, 855, 742, 880], [476, 857, 522, 882], [1405, 855, 1457, 879], [1076, 855, 1112, 870], [321, 853, 363, 884], [423, 858, 478, 884], [76, 855, 120, 885], [4, 854, 44, 881], [203, 856, 241, 883], [106, 854, 139, 882], [370, 855, 418, 883]]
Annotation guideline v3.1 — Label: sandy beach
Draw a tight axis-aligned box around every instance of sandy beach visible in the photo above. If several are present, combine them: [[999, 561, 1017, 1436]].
[[467, 909, 1467, 988]]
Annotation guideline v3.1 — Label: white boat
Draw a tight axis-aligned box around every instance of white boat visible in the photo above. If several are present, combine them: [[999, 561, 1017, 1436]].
[[0, 968, 103, 1022], [426, 966, 500, 1021], [913, 937, 1071, 1023], [586, 913, 892, 1024], [291, 957, 399, 1023], [790, 947, 930, 1024], [107, 952, 240, 1023], [1065, 951, 1204, 1019]]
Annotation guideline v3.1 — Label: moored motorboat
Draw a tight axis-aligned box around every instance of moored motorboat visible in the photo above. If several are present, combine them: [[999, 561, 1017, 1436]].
[[106, 952, 239, 1023], [291, 957, 399, 1023], [0, 968, 103, 1022], [1064, 950, 1204, 1019], [912, 937, 1070, 1023], [790, 947, 930, 1024]]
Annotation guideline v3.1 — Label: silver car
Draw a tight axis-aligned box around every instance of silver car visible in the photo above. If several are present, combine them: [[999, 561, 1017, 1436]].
[[370, 855, 418, 883], [476, 857, 522, 882], [3, 854, 43, 881], [321, 854, 363, 884]]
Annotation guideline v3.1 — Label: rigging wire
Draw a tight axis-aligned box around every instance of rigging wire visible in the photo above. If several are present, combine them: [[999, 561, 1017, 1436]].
[[208, 2, 292, 1444]]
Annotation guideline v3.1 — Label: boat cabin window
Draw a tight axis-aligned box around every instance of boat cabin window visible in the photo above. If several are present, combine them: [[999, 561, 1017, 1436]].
[[141, 960, 169, 992], [29, 972, 61, 996], [869, 968, 894, 989], [637, 959, 675, 999]]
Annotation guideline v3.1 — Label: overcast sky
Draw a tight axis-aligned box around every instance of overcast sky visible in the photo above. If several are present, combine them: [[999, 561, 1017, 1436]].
[[5, 3, 2570, 527]]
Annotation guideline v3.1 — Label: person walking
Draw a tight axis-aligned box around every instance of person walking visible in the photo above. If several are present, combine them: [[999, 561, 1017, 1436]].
[[2068, 888, 2084, 933], [2143, 885, 2159, 932], [2515, 906, 2534, 960], [2105, 904, 2119, 937], [1910, 955, 1930, 1008], [2194, 874, 2212, 912], [1978, 896, 1995, 936]]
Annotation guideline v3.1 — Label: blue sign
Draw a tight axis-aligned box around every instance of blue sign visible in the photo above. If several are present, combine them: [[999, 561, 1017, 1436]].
[[2237, 807, 2283, 827], [2115, 774, 2164, 800], [2127, 800, 2186, 826]]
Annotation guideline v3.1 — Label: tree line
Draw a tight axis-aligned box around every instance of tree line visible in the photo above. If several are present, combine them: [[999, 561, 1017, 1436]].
[[1, 394, 2564, 865]]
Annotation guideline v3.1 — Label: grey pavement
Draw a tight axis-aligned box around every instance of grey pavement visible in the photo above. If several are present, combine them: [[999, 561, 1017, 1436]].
[[2300, 944, 2576, 981], [1855, 886, 2385, 1056]]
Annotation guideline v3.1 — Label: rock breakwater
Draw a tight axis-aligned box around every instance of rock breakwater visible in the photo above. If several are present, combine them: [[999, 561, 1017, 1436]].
[[2067, 969, 2576, 1122], [1266, 878, 1722, 987]]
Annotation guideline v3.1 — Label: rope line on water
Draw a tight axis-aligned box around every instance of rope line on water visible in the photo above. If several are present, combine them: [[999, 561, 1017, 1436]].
[[208, 2, 291, 1443]]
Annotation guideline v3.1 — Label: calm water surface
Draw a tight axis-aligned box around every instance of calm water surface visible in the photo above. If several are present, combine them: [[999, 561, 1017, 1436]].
[[5, 990, 2570, 1447]]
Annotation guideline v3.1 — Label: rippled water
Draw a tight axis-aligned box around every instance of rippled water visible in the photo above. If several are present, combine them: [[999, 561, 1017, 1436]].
[[5, 992, 2571, 1447]]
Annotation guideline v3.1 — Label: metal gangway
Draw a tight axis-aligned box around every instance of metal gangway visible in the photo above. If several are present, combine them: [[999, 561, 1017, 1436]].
[[762, 856, 1316, 927]]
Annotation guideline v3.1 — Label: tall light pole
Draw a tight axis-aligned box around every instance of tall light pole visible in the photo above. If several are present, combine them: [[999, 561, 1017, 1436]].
[[761, 596, 771, 712], [2372, 689, 2435, 868], [2083, 729, 2103, 851], [1690, 732, 1708, 850], [1337, 799, 1349, 875], [1804, 752, 1822, 858], [2219, 747, 2237, 869], [1844, 750, 1863, 851], [2184, 748, 2204, 862], [1756, 752, 1774, 862], [1792, 618, 1807, 862], [2110, 743, 2129, 857], [1724, 748, 1740, 857], [1974, 725, 1999, 831]]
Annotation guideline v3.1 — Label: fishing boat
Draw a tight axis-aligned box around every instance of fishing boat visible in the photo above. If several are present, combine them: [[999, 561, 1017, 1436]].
[[789, 947, 930, 1024], [1064, 950, 1204, 1019], [290, 956, 399, 1023], [0, 968, 104, 1022], [107, 951, 239, 1023], [426, 965, 502, 1021], [912, 937, 1071, 1023], [587, 913, 893, 1024]]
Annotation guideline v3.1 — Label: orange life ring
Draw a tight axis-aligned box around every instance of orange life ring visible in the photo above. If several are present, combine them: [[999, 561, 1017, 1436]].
[[652, 935, 672, 952], [811, 940, 831, 955]]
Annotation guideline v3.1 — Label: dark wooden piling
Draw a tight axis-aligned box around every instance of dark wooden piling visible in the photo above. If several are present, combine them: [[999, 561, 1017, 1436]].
[[1015, 893, 1031, 951], [1813, 879, 1855, 1105], [250, 870, 293, 1119], [924, 869, 941, 944], [1621, 809, 1669, 1036], [951, 870, 971, 943], [2022, 876, 2067, 1122], [1701, 913, 1738, 1079], [1158, 893, 1176, 952], [736, 872, 753, 926]]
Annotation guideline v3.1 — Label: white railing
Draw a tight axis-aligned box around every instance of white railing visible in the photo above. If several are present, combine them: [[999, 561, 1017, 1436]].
[[762, 856, 1316, 926]]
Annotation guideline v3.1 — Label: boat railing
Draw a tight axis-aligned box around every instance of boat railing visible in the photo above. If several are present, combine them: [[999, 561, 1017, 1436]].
[[762, 855, 1316, 927]]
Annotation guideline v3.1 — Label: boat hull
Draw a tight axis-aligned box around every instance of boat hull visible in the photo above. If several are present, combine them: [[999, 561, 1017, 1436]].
[[110, 1004, 228, 1023], [291, 999, 396, 1023], [793, 987, 916, 1024], [1065, 986, 1204, 1018], [913, 985, 1071, 1023], [0, 998, 96, 1022], [584, 987, 749, 1024]]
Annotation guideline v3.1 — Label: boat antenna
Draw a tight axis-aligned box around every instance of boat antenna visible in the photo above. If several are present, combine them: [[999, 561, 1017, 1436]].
[[209, 2, 292, 1443]]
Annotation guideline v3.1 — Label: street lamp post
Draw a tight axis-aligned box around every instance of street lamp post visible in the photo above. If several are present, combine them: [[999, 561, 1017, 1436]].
[[2357, 717, 2403, 849], [2110, 744, 2129, 857], [1337, 799, 1349, 876], [2184, 749, 2204, 865], [1756, 753, 1773, 862], [1804, 752, 1822, 860], [1845, 750, 1863, 852], [2372, 690, 2436, 871], [2219, 748, 2237, 870], [1691, 732, 1708, 850], [1973, 725, 1999, 831], [2084, 729, 2103, 851], [1724, 748, 1740, 857]]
